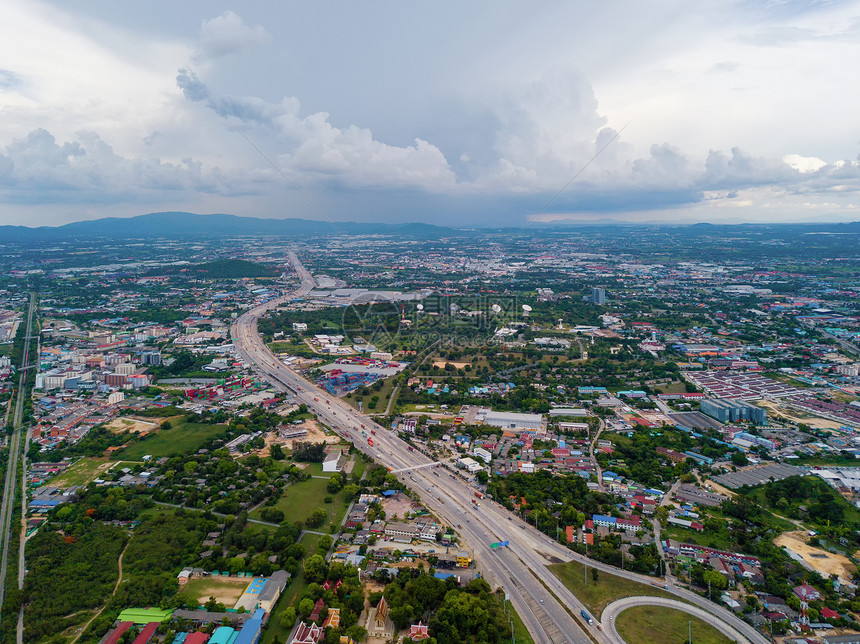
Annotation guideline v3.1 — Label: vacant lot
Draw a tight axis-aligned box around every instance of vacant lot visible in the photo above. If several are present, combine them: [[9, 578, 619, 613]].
[[115, 419, 227, 460], [548, 561, 675, 616], [775, 531, 856, 583], [249, 474, 349, 527], [48, 457, 114, 487], [183, 576, 249, 607], [105, 417, 159, 434], [616, 606, 731, 644]]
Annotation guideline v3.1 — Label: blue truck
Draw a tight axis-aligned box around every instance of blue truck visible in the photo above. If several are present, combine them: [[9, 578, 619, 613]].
[[580, 609, 593, 625]]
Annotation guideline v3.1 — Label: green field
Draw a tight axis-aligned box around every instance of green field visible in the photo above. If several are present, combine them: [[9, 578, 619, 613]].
[[47, 457, 113, 487], [114, 420, 227, 460], [505, 600, 535, 644], [615, 605, 732, 644], [249, 474, 349, 527], [548, 561, 675, 617]]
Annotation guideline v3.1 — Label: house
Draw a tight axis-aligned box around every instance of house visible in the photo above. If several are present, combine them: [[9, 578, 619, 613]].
[[820, 607, 840, 622], [793, 583, 822, 602], [409, 622, 430, 640]]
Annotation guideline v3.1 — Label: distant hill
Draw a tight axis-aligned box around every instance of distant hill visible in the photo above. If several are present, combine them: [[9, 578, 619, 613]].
[[0, 211, 455, 241], [149, 259, 279, 279]]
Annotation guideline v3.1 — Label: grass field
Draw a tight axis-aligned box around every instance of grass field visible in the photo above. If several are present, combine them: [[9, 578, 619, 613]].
[[114, 419, 227, 460], [48, 457, 114, 487], [615, 605, 732, 644], [249, 475, 349, 527], [505, 600, 535, 644], [548, 561, 675, 617], [183, 576, 250, 607]]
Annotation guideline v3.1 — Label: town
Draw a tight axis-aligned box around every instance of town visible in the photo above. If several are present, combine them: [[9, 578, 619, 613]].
[[1, 218, 859, 644]]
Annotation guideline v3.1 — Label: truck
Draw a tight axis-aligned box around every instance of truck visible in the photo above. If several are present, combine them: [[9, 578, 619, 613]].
[[474, 491, 484, 499], [368, 438, 374, 447], [580, 610, 593, 625], [371, 430, 376, 435], [407, 446, 414, 452]]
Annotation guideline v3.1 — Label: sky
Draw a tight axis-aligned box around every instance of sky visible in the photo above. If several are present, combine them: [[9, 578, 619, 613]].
[[1, 0, 860, 227]]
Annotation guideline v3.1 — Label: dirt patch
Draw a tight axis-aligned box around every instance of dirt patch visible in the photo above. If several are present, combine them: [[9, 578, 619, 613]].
[[758, 400, 844, 430], [255, 419, 341, 457], [381, 493, 421, 520], [703, 479, 737, 499], [432, 360, 471, 369], [105, 417, 159, 435], [183, 576, 249, 606], [775, 531, 856, 582]]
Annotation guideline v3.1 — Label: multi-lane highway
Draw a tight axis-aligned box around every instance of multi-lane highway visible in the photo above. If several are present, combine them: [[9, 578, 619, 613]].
[[232, 253, 766, 644], [0, 293, 35, 614]]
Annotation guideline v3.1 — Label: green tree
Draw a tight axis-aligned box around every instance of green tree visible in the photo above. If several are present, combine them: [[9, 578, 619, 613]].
[[280, 607, 297, 629]]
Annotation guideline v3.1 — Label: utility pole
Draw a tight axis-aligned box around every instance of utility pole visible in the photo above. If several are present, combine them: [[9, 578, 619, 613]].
[[688, 620, 691, 644]]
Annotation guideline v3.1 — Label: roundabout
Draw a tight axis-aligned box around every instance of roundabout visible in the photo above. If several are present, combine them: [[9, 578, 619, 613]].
[[600, 596, 754, 643]]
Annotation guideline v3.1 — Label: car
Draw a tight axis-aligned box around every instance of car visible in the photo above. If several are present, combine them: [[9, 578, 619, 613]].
[[539, 600, 544, 604]]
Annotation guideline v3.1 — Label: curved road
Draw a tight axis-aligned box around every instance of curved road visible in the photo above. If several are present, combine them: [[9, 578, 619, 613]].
[[232, 252, 767, 644], [601, 596, 750, 643]]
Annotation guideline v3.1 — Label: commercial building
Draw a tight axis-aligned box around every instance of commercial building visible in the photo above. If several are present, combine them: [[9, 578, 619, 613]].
[[700, 399, 767, 425], [472, 447, 492, 463], [591, 288, 606, 305], [482, 410, 544, 432]]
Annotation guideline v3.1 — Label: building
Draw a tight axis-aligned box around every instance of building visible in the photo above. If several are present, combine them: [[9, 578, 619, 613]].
[[456, 550, 472, 567], [591, 288, 606, 305], [457, 457, 483, 473], [700, 399, 767, 425], [384, 522, 421, 542], [258, 570, 290, 612], [322, 452, 347, 473], [472, 447, 492, 464], [291, 622, 323, 644], [483, 410, 544, 432]]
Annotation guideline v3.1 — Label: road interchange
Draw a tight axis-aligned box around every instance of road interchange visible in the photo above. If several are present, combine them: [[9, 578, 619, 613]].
[[231, 253, 766, 644]]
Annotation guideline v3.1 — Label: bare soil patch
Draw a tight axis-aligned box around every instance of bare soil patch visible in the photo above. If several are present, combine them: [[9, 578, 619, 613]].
[[105, 417, 158, 435], [775, 531, 856, 582]]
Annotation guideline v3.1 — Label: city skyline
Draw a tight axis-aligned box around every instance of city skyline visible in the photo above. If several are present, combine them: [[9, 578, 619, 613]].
[[2, 1, 860, 227]]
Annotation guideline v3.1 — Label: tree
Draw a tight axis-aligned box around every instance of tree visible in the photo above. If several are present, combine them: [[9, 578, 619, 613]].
[[342, 484, 359, 500], [702, 570, 728, 591], [280, 607, 297, 629], [271, 444, 285, 460], [261, 508, 285, 523], [306, 508, 328, 529], [475, 470, 489, 484], [298, 597, 314, 617], [731, 451, 749, 467]]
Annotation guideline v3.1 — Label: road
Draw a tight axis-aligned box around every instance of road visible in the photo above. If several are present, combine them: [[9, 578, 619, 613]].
[[232, 253, 767, 644], [601, 596, 750, 643], [0, 293, 35, 614]]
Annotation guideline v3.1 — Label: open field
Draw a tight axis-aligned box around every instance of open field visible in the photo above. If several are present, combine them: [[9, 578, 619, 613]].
[[183, 576, 249, 607], [250, 474, 349, 527], [105, 417, 158, 434], [615, 605, 732, 644], [548, 561, 675, 617], [114, 419, 227, 460], [431, 360, 471, 369], [757, 400, 844, 430], [48, 457, 115, 487], [775, 531, 857, 583]]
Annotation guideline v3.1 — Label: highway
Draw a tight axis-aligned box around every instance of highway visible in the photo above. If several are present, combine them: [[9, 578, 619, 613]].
[[232, 253, 765, 644], [0, 293, 35, 614]]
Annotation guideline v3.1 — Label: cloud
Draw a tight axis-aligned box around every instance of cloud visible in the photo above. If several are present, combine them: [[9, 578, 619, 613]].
[[176, 70, 456, 191], [196, 11, 269, 60], [0, 128, 244, 204]]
